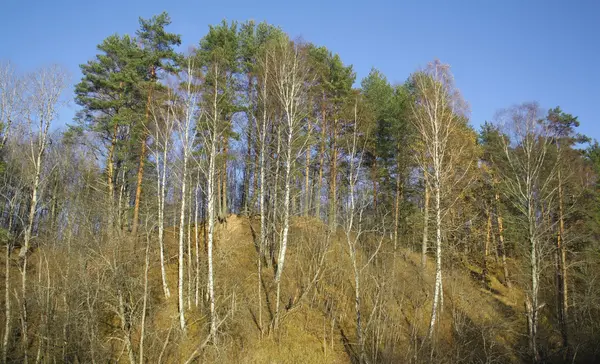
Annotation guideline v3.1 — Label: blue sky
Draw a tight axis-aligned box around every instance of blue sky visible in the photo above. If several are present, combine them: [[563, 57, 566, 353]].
[[1, 0, 598, 139]]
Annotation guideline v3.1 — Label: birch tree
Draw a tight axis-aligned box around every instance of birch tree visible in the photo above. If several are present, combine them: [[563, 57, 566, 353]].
[[0, 62, 19, 151], [16, 65, 67, 364], [271, 37, 310, 330], [19, 66, 67, 257], [341, 94, 379, 363], [496, 102, 557, 363], [251, 26, 279, 332], [149, 87, 176, 299], [0, 65, 20, 358], [410, 60, 472, 339], [197, 45, 226, 341], [175, 56, 199, 331]]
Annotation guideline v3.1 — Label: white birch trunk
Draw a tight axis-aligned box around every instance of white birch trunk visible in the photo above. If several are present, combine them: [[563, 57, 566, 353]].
[[139, 233, 150, 364], [205, 62, 220, 341], [274, 118, 293, 329], [194, 174, 200, 307], [257, 49, 269, 333], [154, 116, 171, 299], [178, 155, 188, 331], [207, 133, 217, 340], [272, 40, 306, 330], [177, 57, 199, 332], [3, 236, 10, 363], [428, 174, 443, 338]]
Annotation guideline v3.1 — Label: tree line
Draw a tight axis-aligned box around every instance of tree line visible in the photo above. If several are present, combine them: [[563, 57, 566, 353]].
[[1, 12, 600, 363]]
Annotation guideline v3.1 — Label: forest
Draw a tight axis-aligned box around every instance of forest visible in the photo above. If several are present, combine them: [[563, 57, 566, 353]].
[[1, 11, 600, 364]]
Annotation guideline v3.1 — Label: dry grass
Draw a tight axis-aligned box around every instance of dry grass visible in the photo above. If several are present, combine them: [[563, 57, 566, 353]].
[[0, 215, 557, 363]]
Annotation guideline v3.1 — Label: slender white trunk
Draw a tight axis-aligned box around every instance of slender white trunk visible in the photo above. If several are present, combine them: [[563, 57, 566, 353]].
[[206, 62, 219, 341], [344, 101, 365, 362], [428, 117, 443, 338], [20, 144, 44, 364], [19, 153, 41, 258], [156, 139, 171, 299], [270, 124, 282, 266], [274, 109, 293, 329], [21, 254, 28, 364], [178, 57, 198, 332], [178, 153, 188, 331], [194, 174, 200, 307], [187, 183, 192, 309], [428, 175, 443, 338], [207, 140, 217, 340], [258, 54, 268, 332], [139, 234, 150, 364], [528, 198, 540, 362], [3, 240, 10, 363]]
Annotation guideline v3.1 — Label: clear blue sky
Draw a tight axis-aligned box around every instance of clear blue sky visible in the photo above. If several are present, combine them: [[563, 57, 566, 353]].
[[1, 0, 598, 139]]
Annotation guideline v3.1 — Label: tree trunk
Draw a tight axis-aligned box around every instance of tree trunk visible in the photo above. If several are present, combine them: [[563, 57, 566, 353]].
[[270, 124, 282, 267], [21, 254, 28, 364], [178, 150, 188, 331], [316, 97, 326, 219], [274, 114, 293, 330], [329, 119, 337, 230], [257, 57, 268, 333], [556, 168, 568, 348], [194, 174, 200, 307], [421, 173, 430, 269], [132, 68, 155, 236], [19, 151, 42, 258], [206, 64, 219, 341], [393, 167, 402, 251], [3, 238, 10, 363], [242, 76, 253, 214], [207, 141, 217, 341], [107, 122, 118, 233], [156, 130, 171, 299], [132, 136, 146, 236], [221, 143, 228, 220], [495, 193, 511, 288], [353, 256, 364, 363], [304, 118, 312, 217], [187, 181, 193, 309], [528, 240, 540, 362], [427, 174, 443, 339], [139, 233, 150, 364], [482, 207, 491, 284]]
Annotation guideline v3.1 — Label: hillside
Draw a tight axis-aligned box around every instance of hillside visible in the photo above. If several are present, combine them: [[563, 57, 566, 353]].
[[19, 215, 533, 363]]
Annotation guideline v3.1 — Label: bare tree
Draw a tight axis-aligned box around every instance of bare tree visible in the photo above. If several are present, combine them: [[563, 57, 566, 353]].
[[270, 37, 309, 330], [0, 62, 20, 151], [421, 171, 430, 269], [175, 56, 200, 332], [149, 87, 176, 299], [253, 40, 272, 334], [1, 191, 20, 363], [341, 95, 382, 363], [496, 102, 557, 363], [410, 60, 471, 339], [0, 61, 21, 363], [15, 65, 67, 363], [19, 65, 67, 258], [197, 51, 223, 341]]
